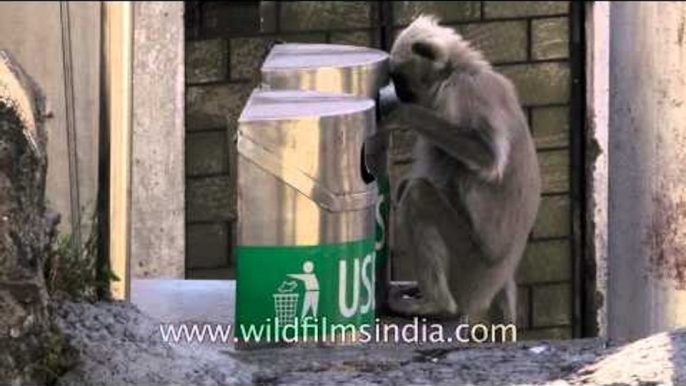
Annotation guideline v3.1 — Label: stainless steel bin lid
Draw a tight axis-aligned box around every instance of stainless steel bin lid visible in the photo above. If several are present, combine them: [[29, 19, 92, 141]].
[[238, 89, 377, 212], [260, 43, 389, 98]]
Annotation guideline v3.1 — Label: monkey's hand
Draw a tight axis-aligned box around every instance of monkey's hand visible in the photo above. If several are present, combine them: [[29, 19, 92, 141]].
[[379, 82, 401, 117]]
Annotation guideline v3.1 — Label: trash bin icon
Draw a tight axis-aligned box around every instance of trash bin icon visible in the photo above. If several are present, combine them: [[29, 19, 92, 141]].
[[273, 293, 299, 326], [235, 89, 379, 347]]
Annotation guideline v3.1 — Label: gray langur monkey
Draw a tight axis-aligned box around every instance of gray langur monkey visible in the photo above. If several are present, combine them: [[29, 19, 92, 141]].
[[381, 15, 541, 324]]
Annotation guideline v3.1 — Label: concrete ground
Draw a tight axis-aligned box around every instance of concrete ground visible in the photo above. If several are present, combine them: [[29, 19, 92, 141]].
[[131, 279, 236, 324], [54, 280, 686, 386]]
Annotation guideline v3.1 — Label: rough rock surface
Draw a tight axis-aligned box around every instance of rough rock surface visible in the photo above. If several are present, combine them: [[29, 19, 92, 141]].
[[55, 301, 254, 386], [54, 299, 686, 386], [571, 328, 686, 386], [0, 50, 50, 386]]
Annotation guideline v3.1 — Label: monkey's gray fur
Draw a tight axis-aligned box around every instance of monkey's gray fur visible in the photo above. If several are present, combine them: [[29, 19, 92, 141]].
[[383, 15, 541, 325]]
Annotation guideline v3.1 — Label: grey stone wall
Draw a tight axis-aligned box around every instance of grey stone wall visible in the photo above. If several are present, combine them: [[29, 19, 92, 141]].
[[184, 1, 578, 339]]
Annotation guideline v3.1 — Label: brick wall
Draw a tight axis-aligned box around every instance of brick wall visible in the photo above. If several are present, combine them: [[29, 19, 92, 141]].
[[184, 1, 579, 339], [184, 1, 381, 279]]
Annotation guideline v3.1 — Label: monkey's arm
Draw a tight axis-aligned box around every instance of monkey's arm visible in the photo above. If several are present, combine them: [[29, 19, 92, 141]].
[[387, 103, 505, 179]]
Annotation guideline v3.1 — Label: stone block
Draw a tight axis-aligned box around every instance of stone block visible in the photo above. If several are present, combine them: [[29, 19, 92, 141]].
[[531, 283, 572, 327], [230, 37, 271, 81], [533, 195, 570, 238], [532, 106, 569, 149], [517, 239, 572, 284], [280, 2, 372, 31], [457, 21, 528, 63], [277, 33, 328, 43], [329, 30, 376, 47], [185, 82, 254, 131], [185, 131, 230, 177], [186, 267, 235, 280], [532, 17, 569, 60], [484, 2, 569, 19], [186, 176, 235, 222], [201, 2, 261, 37], [260, 1, 278, 33], [393, 1, 480, 25], [539, 149, 570, 193], [185, 39, 228, 84], [498, 62, 570, 106], [186, 223, 230, 269]]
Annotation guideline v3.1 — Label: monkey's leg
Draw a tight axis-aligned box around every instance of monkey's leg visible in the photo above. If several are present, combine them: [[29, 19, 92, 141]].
[[481, 278, 517, 343], [486, 277, 517, 325], [389, 178, 459, 317]]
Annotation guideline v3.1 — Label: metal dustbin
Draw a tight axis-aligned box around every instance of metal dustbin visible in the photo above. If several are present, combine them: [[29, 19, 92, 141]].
[[260, 43, 389, 98], [235, 89, 378, 347], [260, 43, 392, 312]]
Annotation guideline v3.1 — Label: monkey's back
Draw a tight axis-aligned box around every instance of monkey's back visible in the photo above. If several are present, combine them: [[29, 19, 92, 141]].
[[409, 107, 540, 262]]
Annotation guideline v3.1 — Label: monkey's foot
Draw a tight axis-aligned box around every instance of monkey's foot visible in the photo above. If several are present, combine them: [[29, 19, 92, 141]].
[[388, 295, 458, 319], [389, 281, 421, 299]]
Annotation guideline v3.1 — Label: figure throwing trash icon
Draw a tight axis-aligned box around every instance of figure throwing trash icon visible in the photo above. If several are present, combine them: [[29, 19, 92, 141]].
[[288, 261, 320, 318]]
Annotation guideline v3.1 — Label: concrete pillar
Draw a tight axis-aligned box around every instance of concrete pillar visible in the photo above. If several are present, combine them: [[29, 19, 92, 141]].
[[608, 2, 686, 342], [585, 1, 610, 339], [130, 2, 185, 278]]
